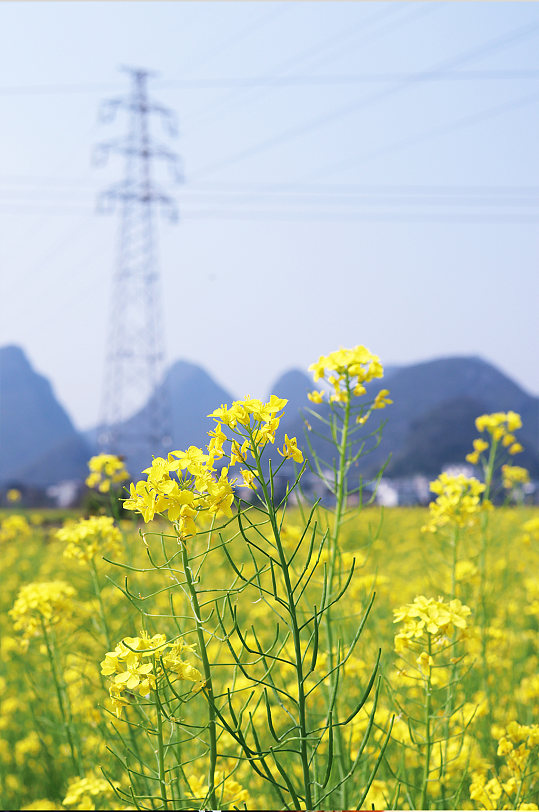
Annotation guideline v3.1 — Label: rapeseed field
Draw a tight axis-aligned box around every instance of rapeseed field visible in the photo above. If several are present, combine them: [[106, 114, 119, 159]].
[[1, 346, 537, 810]]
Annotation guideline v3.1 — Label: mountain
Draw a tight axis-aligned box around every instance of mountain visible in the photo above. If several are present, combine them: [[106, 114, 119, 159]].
[[3, 347, 538, 491], [367, 356, 538, 473], [0, 345, 91, 487], [267, 369, 320, 433], [112, 360, 235, 479], [389, 396, 539, 477], [267, 356, 539, 479]]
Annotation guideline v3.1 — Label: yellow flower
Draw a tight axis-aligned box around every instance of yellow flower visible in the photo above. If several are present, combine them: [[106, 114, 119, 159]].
[[10, 581, 77, 643], [501, 464, 530, 491], [475, 411, 523, 450], [123, 480, 165, 522], [6, 489, 21, 503], [308, 345, 384, 403], [394, 595, 471, 655], [0, 514, 31, 543], [86, 454, 129, 493], [56, 516, 122, 564], [278, 435, 304, 464], [373, 388, 392, 409], [466, 437, 489, 464], [239, 469, 256, 490], [101, 633, 201, 716], [423, 473, 487, 533], [307, 389, 324, 404], [63, 770, 119, 810]]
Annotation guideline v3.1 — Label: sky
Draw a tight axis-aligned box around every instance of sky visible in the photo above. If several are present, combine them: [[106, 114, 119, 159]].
[[1, 1, 538, 430]]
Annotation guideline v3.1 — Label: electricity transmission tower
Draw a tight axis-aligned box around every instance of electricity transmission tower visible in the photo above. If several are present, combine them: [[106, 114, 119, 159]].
[[95, 67, 181, 475]]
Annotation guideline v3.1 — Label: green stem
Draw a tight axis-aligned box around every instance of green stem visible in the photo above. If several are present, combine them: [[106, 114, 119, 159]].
[[450, 525, 459, 602], [90, 558, 113, 650], [441, 526, 460, 799], [154, 684, 169, 809], [513, 751, 532, 809], [179, 542, 217, 810], [420, 635, 433, 811], [479, 437, 498, 728], [108, 488, 121, 522], [253, 439, 313, 810], [324, 381, 352, 808], [41, 620, 82, 774]]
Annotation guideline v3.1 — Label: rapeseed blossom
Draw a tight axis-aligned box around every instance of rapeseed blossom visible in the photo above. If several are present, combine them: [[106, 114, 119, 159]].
[[423, 473, 488, 533], [394, 595, 471, 655], [278, 434, 304, 463], [520, 516, 539, 546], [469, 722, 539, 810], [101, 632, 202, 717], [124, 395, 298, 538], [56, 515, 122, 564], [6, 489, 21, 503], [467, 411, 524, 464], [0, 514, 31, 544], [501, 464, 530, 491], [85, 454, 129, 493], [63, 770, 119, 810], [9, 581, 76, 644], [308, 344, 387, 405], [187, 770, 250, 807]]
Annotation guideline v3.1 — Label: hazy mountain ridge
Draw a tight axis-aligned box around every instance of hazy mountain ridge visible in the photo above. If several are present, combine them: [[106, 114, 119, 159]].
[[0, 345, 91, 487], [1, 346, 538, 488], [113, 360, 235, 479], [268, 356, 539, 478]]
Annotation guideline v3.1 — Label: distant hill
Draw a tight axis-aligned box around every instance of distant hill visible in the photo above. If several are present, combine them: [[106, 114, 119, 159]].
[[366, 356, 538, 473], [110, 359, 235, 479], [0, 346, 91, 487], [267, 369, 320, 433], [268, 356, 539, 478], [389, 396, 539, 477], [2, 346, 538, 489]]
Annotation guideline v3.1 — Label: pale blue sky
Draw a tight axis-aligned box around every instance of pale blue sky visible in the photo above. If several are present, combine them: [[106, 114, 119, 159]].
[[1, 2, 538, 429]]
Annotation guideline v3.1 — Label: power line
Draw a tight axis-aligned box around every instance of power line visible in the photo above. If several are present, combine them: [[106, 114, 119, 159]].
[[1, 68, 539, 96], [0, 200, 538, 224], [179, 4, 290, 78], [182, 3, 433, 133], [161, 70, 539, 88], [309, 88, 539, 181], [177, 209, 539, 225], [3, 175, 539, 196], [186, 19, 539, 181]]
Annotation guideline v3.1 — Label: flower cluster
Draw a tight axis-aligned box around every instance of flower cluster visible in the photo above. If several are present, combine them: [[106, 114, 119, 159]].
[[0, 514, 31, 544], [85, 454, 129, 493], [501, 464, 530, 491], [520, 516, 539, 546], [124, 395, 299, 536], [9, 581, 76, 644], [466, 411, 524, 464], [63, 770, 119, 810], [394, 595, 471, 656], [56, 516, 122, 565], [470, 722, 539, 810], [6, 489, 21, 503], [423, 473, 488, 533], [307, 345, 387, 405], [101, 631, 202, 717], [496, 721, 539, 773], [188, 771, 250, 807]]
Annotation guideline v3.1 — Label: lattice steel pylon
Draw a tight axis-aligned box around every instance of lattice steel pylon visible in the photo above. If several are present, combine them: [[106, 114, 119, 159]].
[[95, 66, 181, 473]]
